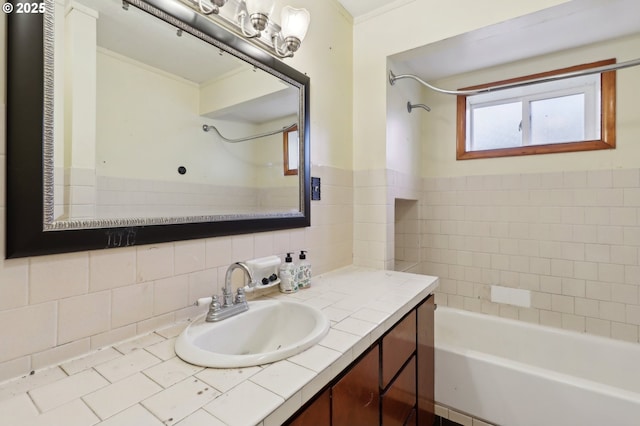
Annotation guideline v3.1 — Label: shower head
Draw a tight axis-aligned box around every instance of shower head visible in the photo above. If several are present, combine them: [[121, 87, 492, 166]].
[[407, 101, 431, 113]]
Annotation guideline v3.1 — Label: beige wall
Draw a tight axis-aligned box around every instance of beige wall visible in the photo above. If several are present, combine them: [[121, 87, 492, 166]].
[[421, 33, 640, 178], [352, 0, 570, 171], [0, 0, 353, 381], [284, 0, 354, 170], [352, 0, 570, 269]]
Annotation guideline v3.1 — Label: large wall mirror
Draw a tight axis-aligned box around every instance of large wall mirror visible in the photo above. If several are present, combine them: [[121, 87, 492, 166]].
[[6, 0, 310, 258]]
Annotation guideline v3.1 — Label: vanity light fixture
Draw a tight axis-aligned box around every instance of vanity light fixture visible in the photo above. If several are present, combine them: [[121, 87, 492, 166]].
[[197, 0, 228, 15], [193, 0, 310, 58]]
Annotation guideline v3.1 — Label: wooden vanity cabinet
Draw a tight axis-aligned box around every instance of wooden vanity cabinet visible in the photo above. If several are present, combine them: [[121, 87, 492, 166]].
[[286, 294, 435, 426], [288, 388, 330, 426], [332, 345, 380, 426], [381, 355, 416, 426], [381, 310, 417, 388], [417, 296, 435, 425]]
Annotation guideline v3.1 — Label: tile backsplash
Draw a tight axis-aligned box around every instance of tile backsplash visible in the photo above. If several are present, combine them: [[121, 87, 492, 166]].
[[54, 167, 300, 221], [0, 152, 353, 381], [5, 154, 640, 385], [422, 169, 640, 343]]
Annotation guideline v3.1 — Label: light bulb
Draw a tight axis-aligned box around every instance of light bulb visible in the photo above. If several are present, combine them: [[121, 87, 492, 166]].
[[280, 6, 310, 42], [244, 0, 275, 17]]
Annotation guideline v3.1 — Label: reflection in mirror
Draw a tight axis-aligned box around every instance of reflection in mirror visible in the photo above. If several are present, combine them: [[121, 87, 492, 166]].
[[5, 0, 310, 258], [283, 125, 299, 176], [51, 0, 302, 226]]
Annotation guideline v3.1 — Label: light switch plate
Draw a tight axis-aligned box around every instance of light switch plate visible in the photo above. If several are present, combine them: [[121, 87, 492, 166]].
[[311, 177, 321, 200]]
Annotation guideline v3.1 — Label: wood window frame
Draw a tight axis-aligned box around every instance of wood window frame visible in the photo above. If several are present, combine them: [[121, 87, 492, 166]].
[[283, 124, 299, 176], [456, 59, 616, 160]]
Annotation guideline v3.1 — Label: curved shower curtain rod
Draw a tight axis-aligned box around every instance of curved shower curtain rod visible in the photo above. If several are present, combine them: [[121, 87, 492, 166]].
[[202, 123, 297, 143], [389, 57, 640, 96]]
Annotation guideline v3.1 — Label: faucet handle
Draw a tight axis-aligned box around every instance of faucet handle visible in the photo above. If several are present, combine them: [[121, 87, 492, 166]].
[[235, 288, 246, 304], [210, 295, 222, 312]]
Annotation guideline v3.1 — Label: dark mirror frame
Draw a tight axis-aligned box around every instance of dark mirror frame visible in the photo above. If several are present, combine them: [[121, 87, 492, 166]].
[[6, 0, 310, 259]]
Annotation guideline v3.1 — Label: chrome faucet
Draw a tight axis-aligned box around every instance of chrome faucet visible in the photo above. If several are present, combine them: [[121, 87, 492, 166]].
[[203, 262, 254, 322]]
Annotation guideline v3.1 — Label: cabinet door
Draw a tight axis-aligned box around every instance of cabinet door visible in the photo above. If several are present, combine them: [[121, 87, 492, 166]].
[[417, 296, 435, 425], [332, 345, 380, 426], [288, 388, 330, 426], [382, 310, 417, 388], [405, 408, 417, 426], [382, 355, 416, 426]]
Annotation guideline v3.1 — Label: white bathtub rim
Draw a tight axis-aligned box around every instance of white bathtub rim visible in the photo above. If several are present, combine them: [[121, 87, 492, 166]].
[[436, 340, 640, 407], [436, 306, 640, 353], [436, 306, 640, 392]]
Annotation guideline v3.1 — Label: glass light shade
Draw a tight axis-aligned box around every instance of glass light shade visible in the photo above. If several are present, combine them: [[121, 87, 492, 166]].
[[245, 0, 275, 16], [280, 6, 310, 41]]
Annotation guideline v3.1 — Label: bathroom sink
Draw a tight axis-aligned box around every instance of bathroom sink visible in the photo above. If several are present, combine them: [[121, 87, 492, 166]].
[[175, 299, 330, 368]]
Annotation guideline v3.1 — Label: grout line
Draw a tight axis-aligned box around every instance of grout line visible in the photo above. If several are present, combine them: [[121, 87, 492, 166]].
[[435, 402, 497, 426]]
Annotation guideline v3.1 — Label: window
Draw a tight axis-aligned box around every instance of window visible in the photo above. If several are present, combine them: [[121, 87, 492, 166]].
[[457, 59, 616, 160], [283, 125, 299, 175]]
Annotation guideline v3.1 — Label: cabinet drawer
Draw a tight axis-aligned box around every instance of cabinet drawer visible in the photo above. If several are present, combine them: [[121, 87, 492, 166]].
[[405, 408, 417, 426], [332, 345, 380, 426], [288, 388, 330, 426], [382, 310, 416, 388], [382, 355, 416, 426]]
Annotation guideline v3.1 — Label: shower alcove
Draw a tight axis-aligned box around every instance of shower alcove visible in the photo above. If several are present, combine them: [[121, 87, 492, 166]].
[[394, 198, 420, 272]]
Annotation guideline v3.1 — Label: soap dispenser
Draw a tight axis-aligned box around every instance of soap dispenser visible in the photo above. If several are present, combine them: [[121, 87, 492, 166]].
[[279, 253, 298, 293], [297, 250, 311, 289]]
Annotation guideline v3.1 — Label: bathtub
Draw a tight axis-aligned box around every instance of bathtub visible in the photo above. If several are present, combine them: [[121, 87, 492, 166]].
[[434, 307, 640, 426]]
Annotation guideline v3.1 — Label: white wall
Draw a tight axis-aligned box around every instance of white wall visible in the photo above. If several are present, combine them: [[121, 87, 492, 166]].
[[352, 0, 570, 171], [0, 0, 354, 381], [96, 49, 258, 187], [282, 0, 354, 170], [386, 60, 423, 176]]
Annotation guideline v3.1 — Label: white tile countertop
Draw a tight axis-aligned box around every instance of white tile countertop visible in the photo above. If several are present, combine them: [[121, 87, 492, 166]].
[[0, 266, 438, 426]]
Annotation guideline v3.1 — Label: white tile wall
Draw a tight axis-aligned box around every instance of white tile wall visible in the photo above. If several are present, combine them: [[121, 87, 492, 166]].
[[0, 164, 353, 382], [423, 169, 640, 343], [4, 269, 433, 425], [395, 198, 420, 271], [0, 270, 433, 425], [91, 176, 300, 219], [58, 291, 111, 344], [354, 169, 421, 270], [29, 253, 89, 304]]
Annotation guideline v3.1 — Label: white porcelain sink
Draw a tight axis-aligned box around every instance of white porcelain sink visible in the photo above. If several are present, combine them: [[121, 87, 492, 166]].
[[175, 299, 330, 368]]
